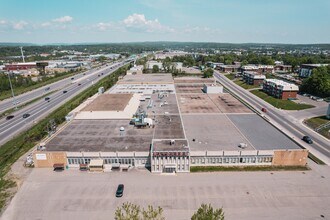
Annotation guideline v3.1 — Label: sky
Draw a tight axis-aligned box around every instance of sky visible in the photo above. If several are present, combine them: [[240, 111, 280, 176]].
[[0, 0, 329, 44]]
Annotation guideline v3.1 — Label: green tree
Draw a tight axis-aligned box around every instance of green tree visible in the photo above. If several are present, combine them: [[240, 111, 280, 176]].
[[115, 202, 164, 220], [203, 68, 214, 78], [191, 204, 225, 220], [152, 65, 160, 73], [300, 66, 330, 97]]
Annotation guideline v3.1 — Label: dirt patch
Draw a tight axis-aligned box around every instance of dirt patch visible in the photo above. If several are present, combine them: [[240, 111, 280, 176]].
[[208, 94, 252, 113], [178, 94, 221, 114], [82, 94, 132, 111]]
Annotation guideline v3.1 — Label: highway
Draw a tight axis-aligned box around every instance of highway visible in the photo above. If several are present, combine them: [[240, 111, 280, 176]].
[[214, 71, 330, 163], [0, 64, 109, 113], [0, 60, 130, 146]]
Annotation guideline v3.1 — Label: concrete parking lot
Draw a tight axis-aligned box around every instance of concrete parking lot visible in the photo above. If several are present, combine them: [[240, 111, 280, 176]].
[[2, 163, 330, 220]]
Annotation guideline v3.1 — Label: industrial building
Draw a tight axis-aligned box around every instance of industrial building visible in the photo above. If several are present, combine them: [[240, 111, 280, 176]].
[[243, 71, 266, 86], [262, 79, 299, 100], [33, 74, 308, 173]]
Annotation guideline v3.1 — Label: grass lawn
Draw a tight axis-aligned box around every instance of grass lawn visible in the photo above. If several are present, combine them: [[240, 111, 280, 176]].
[[250, 89, 314, 110], [225, 73, 236, 80], [234, 80, 261, 90], [190, 165, 309, 172], [304, 116, 330, 140]]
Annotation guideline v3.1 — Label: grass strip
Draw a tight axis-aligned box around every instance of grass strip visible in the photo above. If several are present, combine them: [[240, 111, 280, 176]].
[[250, 89, 314, 110]]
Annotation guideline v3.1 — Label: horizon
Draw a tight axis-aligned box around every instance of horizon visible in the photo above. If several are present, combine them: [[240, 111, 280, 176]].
[[1, 0, 330, 44]]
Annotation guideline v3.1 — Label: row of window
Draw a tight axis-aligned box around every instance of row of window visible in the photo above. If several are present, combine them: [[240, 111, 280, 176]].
[[67, 157, 149, 165], [191, 156, 273, 165], [153, 156, 188, 165], [153, 164, 189, 172]]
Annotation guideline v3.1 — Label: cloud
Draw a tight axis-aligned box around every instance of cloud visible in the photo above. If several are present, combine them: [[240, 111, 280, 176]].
[[0, 20, 7, 25], [96, 22, 113, 31], [41, 22, 51, 27], [122, 13, 174, 33], [52, 16, 73, 23], [13, 21, 28, 30]]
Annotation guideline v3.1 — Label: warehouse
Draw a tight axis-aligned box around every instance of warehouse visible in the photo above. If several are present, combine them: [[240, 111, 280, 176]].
[[33, 74, 308, 173]]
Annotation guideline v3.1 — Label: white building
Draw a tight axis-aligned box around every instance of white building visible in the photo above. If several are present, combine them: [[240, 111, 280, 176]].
[[203, 84, 223, 94], [126, 65, 144, 75], [147, 61, 163, 70]]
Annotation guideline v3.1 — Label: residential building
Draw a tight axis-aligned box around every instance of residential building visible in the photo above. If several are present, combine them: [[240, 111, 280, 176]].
[[299, 64, 329, 78], [263, 79, 299, 100], [243, 71, 266, 86]]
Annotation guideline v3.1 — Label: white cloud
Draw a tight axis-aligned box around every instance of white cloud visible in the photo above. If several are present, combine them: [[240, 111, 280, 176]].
[[0, 20, 7, 25], [41, 22, 51, 27], [96, 22, 113, 31], [52, 16, 73, 23], [13, 21, 28, 30], [122, 13, 174, 33]]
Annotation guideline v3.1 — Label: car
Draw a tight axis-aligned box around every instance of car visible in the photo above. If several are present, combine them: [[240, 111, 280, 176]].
[[6, 115, 14, 120], [45, 87, 50, 91], [78, 83, 81, 86], [116, 184, 124, 197], [101, 72, 104, 75], [45, 97, 50, 101], [98, 74, 100, 77], [302, 136, 313, 144], [63, 90, 67, 94], [83, 73, 86, 75], [261, 107, 267, 113], [71, 77, 74, 80], [22, 113, 30, 118]]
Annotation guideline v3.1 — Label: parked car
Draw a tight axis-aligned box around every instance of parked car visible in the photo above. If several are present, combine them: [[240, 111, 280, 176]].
[[63, 90, 67, 94], [302, 136, 313, 144], [22, 113, 30, 118], [45, 97, 50, 101], [6, 115, 14, 120], [116, 184, 124, 197]]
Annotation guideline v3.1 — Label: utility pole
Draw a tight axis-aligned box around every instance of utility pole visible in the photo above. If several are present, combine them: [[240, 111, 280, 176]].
[[8, 72, 18, 109], [20, 46, 25, 63]]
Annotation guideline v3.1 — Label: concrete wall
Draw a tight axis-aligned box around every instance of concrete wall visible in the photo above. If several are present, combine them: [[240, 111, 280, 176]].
[[34, 151, 67, 168], [272, 150, 308, 166]]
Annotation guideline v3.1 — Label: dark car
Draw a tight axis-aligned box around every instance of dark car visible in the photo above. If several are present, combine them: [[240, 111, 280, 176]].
[[261, 107, 267, 113], [116, 184, 124, 197], [22, 113, 30, 118], [78, 83, 81, 86], [6, 115, 14, 120], [45, 87, 50, 91], [63, 90, 67, 94], [71, 77, 74, 80], [302, 136, 313, 144], [45, 97, 50, 101], [98, 74, 100, 77]]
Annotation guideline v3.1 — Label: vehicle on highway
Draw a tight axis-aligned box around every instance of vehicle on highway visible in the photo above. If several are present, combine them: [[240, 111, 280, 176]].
[[22, 113, 30, 118], [97, 74, 100, 77], [45, 87, 50, 91], [71, 77, 74, 80], [45, 97, 50, 101], [302, 136, 313, 144], [6, 115, 15, 120], [63, 90, 68, 94], [78, 83, 81, 86], [116, 184, 124, 197], [101, 72, 104, 75], [261, 107, 267, 113]]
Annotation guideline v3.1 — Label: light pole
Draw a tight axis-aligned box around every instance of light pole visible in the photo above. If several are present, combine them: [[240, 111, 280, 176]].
[[7, 71, 18, 109]]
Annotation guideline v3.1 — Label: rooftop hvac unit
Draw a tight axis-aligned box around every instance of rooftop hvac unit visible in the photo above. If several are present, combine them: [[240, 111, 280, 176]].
[[170, 140, 175, 145], [238, 143, 247, 149]]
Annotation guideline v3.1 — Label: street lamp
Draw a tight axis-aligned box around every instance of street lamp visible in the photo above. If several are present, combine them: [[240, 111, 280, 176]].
[[7, 71, 18, 109]]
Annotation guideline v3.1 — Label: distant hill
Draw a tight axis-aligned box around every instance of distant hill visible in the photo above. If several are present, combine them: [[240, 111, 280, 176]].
[[0, 42, 36, 47]]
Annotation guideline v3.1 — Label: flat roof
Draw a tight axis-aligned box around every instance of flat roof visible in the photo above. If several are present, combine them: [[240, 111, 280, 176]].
[[227, 114, 300, 150], [118, 74, 173, 84], [82, 94, 132, 111], [152, 139, 189, 152], [45, 120, 153, 152], [182, 114, 255, 151]]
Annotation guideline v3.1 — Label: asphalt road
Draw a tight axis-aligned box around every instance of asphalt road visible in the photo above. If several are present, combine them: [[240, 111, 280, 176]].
[[0, 64, 110, 113], [214, 71, 330, 161], [0, 60, 130, 146]]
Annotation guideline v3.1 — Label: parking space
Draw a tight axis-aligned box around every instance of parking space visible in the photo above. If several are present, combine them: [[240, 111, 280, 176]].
[[3, 167, 330, 220]]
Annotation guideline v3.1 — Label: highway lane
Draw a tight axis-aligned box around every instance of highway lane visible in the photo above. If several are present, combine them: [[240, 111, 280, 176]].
[[0, 60, 129, 146], [214, 71, 330, 161], [0, 64, 110, 113]]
